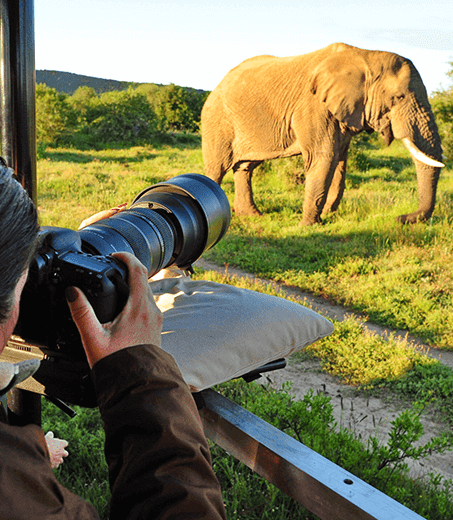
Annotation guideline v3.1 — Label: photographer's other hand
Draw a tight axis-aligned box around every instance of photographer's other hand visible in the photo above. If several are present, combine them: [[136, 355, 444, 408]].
[[44, 431, 69, 469], [66, 252, 163, 368], [78, 203, 127, 230]]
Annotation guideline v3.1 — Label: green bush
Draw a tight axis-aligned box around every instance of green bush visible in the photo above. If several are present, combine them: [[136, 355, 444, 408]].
[[430, 60, 453, 160], [68, 86, 99, 123], [78, 89, 158, 145], [36, 84, 78, 144], [431, 87, 453, 161], [214, 379, 453, 519], [36, 82, 207, 146], [135, 83, 207, 132]]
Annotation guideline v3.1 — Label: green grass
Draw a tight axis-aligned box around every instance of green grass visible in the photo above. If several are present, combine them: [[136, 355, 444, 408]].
[[203, 140, 453, 349], [36, 134, 453, 518], [37, 137, 204, 228]]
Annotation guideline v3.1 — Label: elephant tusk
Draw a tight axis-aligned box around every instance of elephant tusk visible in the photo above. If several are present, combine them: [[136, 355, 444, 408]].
[[402, 138, 445, 168]]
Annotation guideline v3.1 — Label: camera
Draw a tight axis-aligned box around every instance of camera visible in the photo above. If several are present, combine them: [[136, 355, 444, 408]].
[[14, 174, 230, 407]]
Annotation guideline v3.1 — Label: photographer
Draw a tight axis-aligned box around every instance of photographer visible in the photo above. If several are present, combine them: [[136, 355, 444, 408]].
[[0, 166, 226, 519]]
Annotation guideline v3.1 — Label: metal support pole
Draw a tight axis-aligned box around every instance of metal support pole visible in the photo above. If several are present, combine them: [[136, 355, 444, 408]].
[[0, 0, 13, 166], [0, 0, 37, 198], [0, 0, 40, 426]]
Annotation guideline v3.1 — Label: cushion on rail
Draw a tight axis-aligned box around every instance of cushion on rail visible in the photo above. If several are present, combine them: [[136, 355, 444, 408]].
[[150, 271, 334, 392]]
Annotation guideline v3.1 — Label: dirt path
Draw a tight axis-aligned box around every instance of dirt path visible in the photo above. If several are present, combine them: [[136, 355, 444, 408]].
[[195, 258, 453, 482]]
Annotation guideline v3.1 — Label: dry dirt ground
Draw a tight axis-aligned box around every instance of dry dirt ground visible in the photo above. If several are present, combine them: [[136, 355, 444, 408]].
[[195, 258, 453, 483]]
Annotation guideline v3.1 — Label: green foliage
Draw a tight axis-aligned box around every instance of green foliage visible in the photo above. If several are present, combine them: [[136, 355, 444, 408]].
[[306, 315, 435, 386], [80, 89, 158, 145], [379, 362, 453, 423], [36, 83, 207, 147], [136, 83, 207, 132], [391, 362, 453, 400], [213, 379, 453, 519], [38, 86, 157, 147], [255, 156, 305, 187], [431, 87, 453, 161], [430, 59, 453, 160], [68, 86, 99, 122], [36, 84, 78, 144]]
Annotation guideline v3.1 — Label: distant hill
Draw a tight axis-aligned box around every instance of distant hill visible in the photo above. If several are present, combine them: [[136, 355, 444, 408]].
[[36, 70, 142, 95], [36, 70, 206, 96]]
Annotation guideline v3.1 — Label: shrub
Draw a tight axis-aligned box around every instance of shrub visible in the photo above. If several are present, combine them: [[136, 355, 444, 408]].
[[136, 83, 207, 132], [214, 378, 453, 519], [75, 89, 158, 146], [36, 84, 78, 144], [68, 86, 99, 123], [430, 60, 453, 160], [431, 87, 453, 161]]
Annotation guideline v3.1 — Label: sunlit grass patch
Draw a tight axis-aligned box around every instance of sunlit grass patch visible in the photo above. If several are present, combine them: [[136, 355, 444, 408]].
[[304, 316, 435, 387]]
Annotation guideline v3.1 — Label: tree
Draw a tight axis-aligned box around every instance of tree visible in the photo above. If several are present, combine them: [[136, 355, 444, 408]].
[[87, 89, 158, 143], [36, 84, 78, 144], [135, 83, 208, 132], [69, 86, 99, 123]]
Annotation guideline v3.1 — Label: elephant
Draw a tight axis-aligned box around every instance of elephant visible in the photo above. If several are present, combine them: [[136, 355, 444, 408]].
[[201, 43, 444, 225]]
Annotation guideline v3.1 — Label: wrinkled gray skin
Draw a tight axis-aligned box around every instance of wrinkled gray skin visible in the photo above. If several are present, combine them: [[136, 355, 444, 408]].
[[201, 43, 444, 225]]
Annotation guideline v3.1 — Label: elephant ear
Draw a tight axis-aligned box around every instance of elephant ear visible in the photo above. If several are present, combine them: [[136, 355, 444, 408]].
[[310, 53, 368, 131]]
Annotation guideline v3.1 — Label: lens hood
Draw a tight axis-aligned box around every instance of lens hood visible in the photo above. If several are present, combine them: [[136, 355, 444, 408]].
[[131, 173, 230, 267]]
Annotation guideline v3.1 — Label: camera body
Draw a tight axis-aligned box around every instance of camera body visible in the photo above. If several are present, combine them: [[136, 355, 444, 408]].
[[14, 174, 230, 407], [14, 228, 130, 407], [16, 227, 129, 351]]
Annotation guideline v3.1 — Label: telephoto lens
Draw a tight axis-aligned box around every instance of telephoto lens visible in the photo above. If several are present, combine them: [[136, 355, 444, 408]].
[[78, 173, 230, 276]]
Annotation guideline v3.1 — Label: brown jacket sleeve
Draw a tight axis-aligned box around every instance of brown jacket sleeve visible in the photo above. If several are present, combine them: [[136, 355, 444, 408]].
[[0, 421, 99, 519], [91, 344, 227, 520]]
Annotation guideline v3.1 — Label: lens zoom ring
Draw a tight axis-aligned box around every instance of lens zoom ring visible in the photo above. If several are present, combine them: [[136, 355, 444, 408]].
[[126, 209, 174, 269]]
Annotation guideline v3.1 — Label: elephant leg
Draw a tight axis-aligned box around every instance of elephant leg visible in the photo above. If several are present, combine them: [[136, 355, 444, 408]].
[[233, 161, 263, 216], [301, 157, 338, 225], [322, 159, 347, 215]]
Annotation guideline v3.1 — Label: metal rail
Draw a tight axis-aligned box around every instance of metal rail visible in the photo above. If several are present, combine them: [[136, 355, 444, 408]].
[[200, 388, 425, 520]]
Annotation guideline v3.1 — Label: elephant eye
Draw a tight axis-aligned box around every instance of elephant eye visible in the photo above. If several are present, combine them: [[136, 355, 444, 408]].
[[391, 94, 405, 107]]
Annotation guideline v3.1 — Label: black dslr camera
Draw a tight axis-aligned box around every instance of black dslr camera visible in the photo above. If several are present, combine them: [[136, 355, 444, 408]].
[[14, 174, 230, 407]]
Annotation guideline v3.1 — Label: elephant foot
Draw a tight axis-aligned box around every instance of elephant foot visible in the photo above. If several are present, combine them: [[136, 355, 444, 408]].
[[234, 205, 263, 217], [396, 211, 430, 224], [299, 216, 322, 226]]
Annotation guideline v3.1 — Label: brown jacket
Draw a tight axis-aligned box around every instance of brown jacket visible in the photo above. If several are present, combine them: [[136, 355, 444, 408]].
[[0, 345, 226, 519]]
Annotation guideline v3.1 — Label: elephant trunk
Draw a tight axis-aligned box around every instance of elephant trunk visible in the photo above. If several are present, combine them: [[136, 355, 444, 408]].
[[397, 160, 442, 224], [394, 93, 444, 223]]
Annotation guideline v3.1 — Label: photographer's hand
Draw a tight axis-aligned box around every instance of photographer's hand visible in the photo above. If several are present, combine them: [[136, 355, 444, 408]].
[[78, 203, 127, 230], [66, 252, 163, 368], [45, 431, 69, 469]]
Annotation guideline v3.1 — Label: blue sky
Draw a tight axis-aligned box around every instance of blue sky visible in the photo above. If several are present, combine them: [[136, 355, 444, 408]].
[[35, 0, 453, 95]]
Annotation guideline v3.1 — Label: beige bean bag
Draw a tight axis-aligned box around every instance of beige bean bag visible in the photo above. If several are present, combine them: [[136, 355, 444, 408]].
[[150, 272, 334, 393]]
